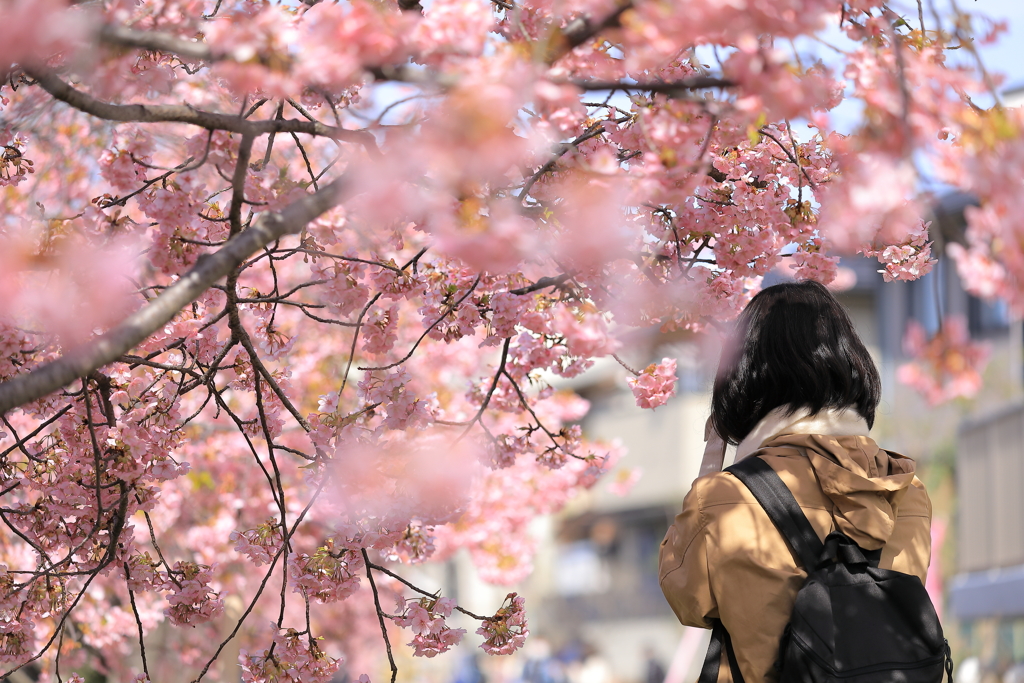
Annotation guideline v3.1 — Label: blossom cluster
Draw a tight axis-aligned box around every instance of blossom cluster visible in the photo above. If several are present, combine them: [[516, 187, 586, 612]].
[[897, 317, 991, 405], [627, 358, 679, 410], [231, 520, 284, 567], [288, 541, 365, 604], [239, 627, 341, 683], [163, 562, 226, 627], [861, 220, 937, 283], [392, 596, 467, 658], [476, 593, 529, 656]]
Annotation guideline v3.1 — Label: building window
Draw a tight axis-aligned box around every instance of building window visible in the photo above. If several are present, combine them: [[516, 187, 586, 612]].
[[968, 295, 1010, 336], [554, 540, 611, 596]]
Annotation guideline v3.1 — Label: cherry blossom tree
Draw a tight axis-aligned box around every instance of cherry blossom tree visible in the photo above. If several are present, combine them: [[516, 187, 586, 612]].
[[0, 0, 1016, 680]]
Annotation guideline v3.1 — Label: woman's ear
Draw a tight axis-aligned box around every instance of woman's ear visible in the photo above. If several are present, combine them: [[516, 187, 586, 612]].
[[699, 415, 727, 479]]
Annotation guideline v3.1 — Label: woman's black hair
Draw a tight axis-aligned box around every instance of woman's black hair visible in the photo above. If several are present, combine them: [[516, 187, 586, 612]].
[[710, 280, 881, 445]]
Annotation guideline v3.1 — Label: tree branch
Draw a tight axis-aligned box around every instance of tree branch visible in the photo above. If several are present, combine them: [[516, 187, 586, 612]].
[[363, 550, 399, 683], [758, 127, 817, 189], [509, 273, 574, 295], [520, 122, 606, 200], [569, 76, 736, 92], [365, 559, 488, 621], [98, 24, 213, 62], [455, 336, 511, 442], [27, 69, 380, 155], [547, 3, 633, 64], [230, 133, 255, 236], [0, 176, 350, 415]]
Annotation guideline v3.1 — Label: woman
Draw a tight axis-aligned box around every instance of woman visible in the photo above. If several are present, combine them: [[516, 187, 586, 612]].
[[658, 281, 933, 683]]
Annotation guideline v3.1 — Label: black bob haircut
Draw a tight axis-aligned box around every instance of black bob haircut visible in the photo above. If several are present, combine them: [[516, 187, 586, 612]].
[[710, 280, 882, 445]]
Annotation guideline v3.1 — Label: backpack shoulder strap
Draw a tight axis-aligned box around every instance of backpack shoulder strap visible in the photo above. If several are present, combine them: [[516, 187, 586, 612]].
[[726, 455, 824, 571], [698, 621, 746, 683]]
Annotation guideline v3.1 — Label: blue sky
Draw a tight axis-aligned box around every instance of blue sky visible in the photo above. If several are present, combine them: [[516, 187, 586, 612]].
[[969, 0, 1024, 90]]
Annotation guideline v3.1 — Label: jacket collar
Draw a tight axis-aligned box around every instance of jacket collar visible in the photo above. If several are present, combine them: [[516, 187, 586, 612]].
[[735, 407, 870, 462]]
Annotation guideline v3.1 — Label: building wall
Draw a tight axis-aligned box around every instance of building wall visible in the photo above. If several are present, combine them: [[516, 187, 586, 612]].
[[581, 391, 709, 512], [959, 405, 1024, 574]]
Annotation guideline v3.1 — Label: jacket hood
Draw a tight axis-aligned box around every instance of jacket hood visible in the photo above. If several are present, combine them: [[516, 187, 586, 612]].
[[760, 433, 917, 550]]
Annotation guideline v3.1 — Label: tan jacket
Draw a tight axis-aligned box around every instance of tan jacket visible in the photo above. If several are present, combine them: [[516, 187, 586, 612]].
[[658, 433, 932, 683]]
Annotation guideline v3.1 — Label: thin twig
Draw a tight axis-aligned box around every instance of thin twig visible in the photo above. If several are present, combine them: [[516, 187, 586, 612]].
[[611, 353, 641, 376], [124, 564, 151, 681], [358, 276, 481, 371], [568, 76, 735, 92], [366, 560, 488, 621], [362, 550, 399, 683], [758, 127, 816, 189], [455, 337, 511, 443]]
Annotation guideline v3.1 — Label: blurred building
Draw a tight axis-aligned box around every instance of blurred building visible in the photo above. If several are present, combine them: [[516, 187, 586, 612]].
[[954, 405, 1024, 672], [938, 84, 1024, 680]]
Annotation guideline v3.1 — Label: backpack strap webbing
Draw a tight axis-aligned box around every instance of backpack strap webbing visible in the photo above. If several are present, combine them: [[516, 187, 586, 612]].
[[698, 621, 746, 683], [726, 455, 824, 572], [697, 455, 825, 683]]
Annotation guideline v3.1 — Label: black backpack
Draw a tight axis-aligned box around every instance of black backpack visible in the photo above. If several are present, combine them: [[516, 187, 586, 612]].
[[696, 455, 954, 683]]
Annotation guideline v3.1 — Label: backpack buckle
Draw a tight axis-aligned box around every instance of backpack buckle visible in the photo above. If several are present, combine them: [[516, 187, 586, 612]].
[[818, 532, 882, 569]]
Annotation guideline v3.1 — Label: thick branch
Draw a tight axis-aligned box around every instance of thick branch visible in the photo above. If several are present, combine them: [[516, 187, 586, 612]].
[[28, 69, 379, 154], [548, 3, 633, 63], [0, 177, 349, 415], [570, 76, 736, 92], [98, 24, 213, 62], [509, 274, 574, 295], [229, 133, 255, 235], [707, 166, 769, 189]]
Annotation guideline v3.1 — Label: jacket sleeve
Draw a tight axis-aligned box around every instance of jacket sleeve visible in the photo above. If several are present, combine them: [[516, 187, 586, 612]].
[[659, 476, 717, 629]]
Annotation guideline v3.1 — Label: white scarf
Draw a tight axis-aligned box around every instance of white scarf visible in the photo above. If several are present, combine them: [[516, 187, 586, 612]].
[[733, 406, 871, 462]]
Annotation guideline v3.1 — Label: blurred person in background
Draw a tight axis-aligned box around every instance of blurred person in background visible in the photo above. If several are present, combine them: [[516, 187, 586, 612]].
[[452, 652, 487, 683], [643, 645, 666, 683], [573, 644, 613, 683], [1004, 661, 1024, 683], [521, 636, 565, 683]]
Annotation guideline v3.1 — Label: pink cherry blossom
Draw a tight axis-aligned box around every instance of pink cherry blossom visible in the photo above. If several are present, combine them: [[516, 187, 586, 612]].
[[898, 317, 990, 406], [230, 521, 283, 567], [627, 358, 678, 410], [392, 597, 467, 657], [477, 593, 528, 655], [947, 242, 1007, 301], [239, 626, 341, 683], [163, 562, 225, 627], [607, 467, 643, 497], [289, 542, 364, 604], [414, 0, 494, 60], [0, 0, 83, 75]]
